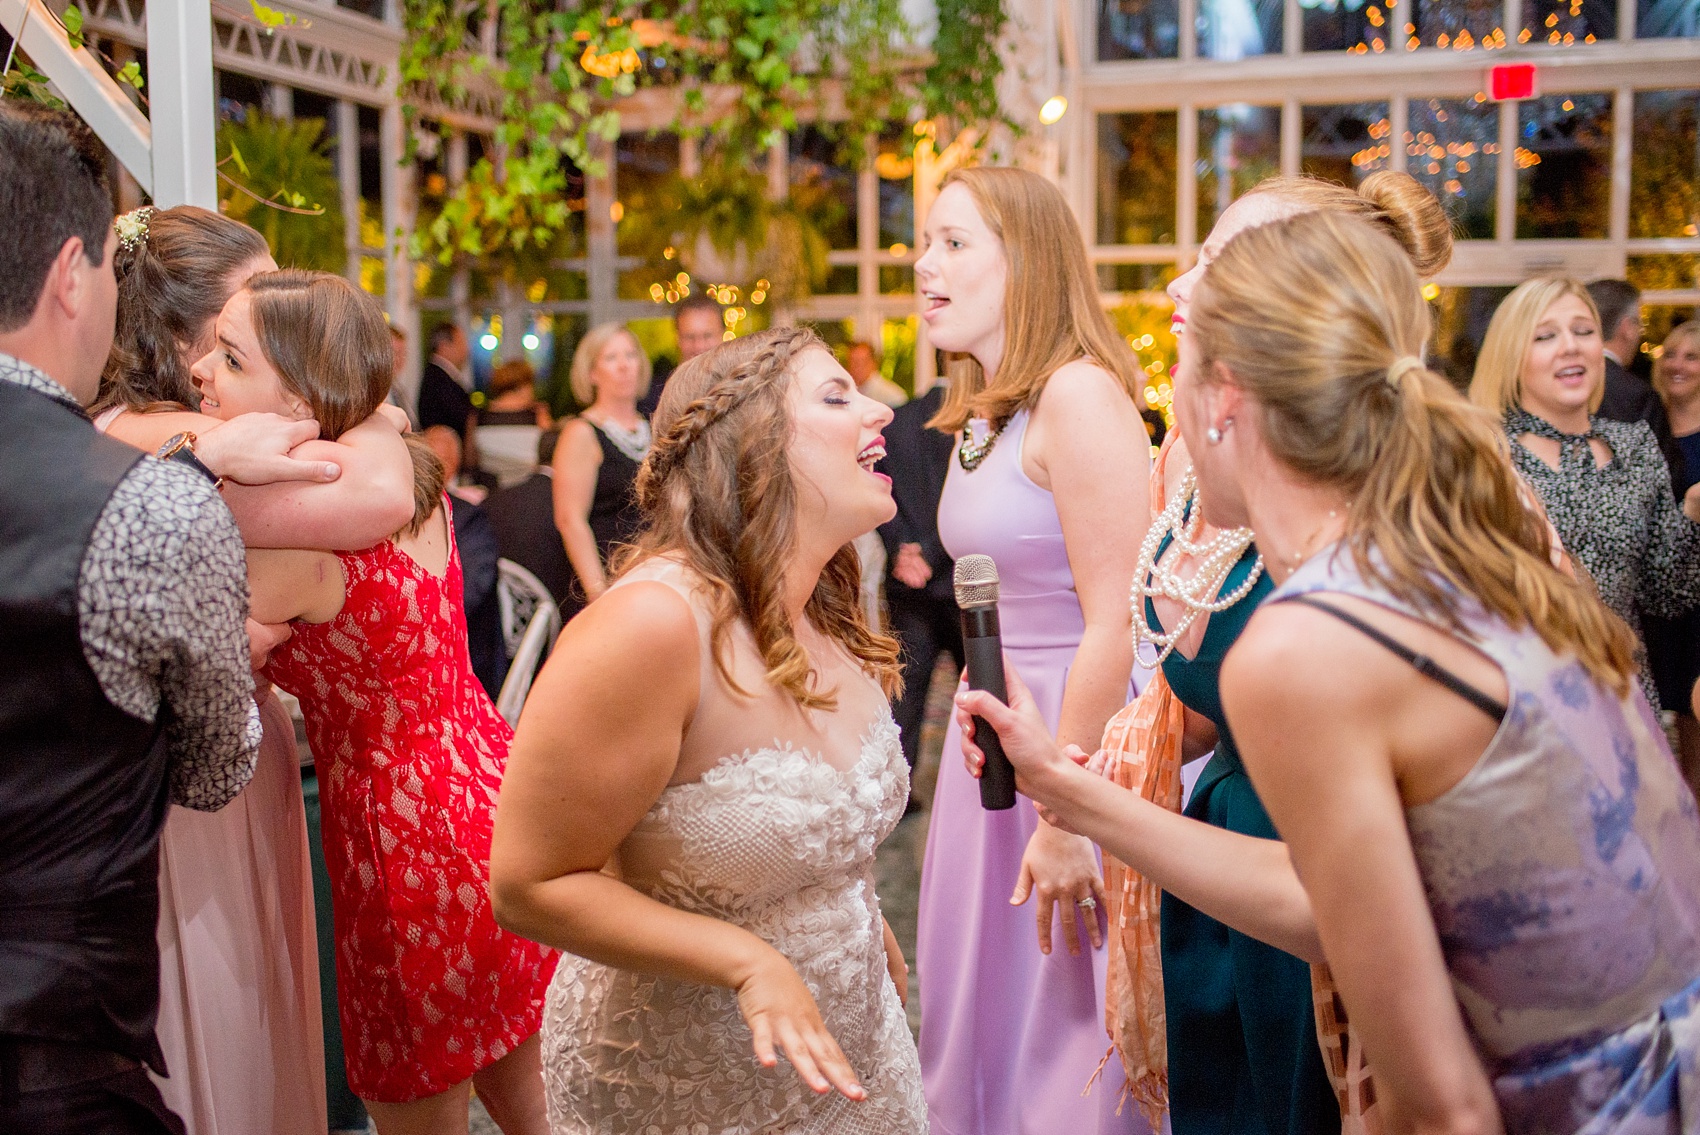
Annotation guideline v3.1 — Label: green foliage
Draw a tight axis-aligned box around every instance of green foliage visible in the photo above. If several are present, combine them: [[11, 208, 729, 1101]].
[[1, 59, 64, 107], [1105, 299, 1180, 426], [923, 0, 1007, 131], [216, 112, 347, 273], [617, 162, 831, 299], [4, 5, 143, 104], [400, 0, 1009, 276], [248, 0, 307, 30]]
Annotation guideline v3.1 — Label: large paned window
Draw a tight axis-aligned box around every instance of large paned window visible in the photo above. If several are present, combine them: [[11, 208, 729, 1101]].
[[1639, 0, 1700, 35], [1099, 0, 1182, 59], [1408, 97, 1500, 238], [789, 127, 858, 251], [1409, 0, 1504, 48], [1302, 102, 1393, 186], [1198, 105, 1281, 237], [877, 128, 916, 252], [616, 132, 677, 257], [1109, 0, 1693, 54], [1097, 111, 1180, 246], [1302, 0, 1388, 52], [1631, 89, 1700, 239], [1516, 93, 1614, 238], [1198, 0, 1284, 57], [1520, 0, 1616, 43]]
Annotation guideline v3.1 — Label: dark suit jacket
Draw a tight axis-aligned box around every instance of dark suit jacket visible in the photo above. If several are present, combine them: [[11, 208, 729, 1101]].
[[448, 490, 508, 699], [876, 386, 955, 603], [1598, 355, 1685, 491], [418, 360, 475, 441], [484, 471, 575, 609], [637, 356, 676, 419]]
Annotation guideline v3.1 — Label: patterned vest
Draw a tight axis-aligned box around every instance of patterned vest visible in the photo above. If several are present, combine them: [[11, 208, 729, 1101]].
[[0, 380, 171, 1069]]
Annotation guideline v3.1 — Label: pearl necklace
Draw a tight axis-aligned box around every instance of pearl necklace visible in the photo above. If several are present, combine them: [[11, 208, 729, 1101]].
[[1130, 470, 1265, 667]]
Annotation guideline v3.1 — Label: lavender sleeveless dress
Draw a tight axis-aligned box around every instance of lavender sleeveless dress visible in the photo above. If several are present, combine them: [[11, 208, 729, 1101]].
[[918, 410, 1150, 1135], [1273, 549, 1700, 1133]]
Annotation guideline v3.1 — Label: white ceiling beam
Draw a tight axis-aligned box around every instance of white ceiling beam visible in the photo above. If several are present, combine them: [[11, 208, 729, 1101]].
[[1, 0, 153, 192], [147, 0, 217, 207]]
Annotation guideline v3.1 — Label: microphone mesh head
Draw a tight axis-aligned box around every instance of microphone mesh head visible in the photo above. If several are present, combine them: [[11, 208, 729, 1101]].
[[954, 554, 1000, 608]]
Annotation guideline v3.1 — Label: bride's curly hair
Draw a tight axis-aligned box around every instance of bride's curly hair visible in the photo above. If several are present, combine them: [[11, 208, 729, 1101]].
[[619, 326, 902, 710]]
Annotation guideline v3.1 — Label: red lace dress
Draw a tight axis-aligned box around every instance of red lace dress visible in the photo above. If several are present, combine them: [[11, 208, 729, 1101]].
[[266, 504, 555, 1102]]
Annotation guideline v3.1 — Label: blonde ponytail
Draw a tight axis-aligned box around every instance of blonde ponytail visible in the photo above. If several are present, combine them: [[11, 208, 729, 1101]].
[[1192, 210, 1637, 696]]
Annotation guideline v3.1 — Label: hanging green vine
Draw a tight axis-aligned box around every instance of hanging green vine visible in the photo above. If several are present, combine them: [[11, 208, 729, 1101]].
[[400, 0, 1009, 272]]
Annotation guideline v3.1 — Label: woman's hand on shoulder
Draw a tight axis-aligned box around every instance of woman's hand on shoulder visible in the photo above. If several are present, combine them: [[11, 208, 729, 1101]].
[[216, 408, 416, 550]]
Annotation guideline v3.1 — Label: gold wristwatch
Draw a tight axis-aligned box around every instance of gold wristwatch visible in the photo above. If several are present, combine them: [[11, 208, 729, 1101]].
[[157, 431, 225, 491]]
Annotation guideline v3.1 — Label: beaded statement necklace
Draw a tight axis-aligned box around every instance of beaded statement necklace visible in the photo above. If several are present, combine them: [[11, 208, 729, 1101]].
[[592, 417, 652, 463], [1129, 469, 1265, 667], [958, 417, 1006, 472]]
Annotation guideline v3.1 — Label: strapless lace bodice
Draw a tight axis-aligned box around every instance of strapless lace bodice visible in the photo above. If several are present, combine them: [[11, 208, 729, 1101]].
[[541, 716, 927, 1134]]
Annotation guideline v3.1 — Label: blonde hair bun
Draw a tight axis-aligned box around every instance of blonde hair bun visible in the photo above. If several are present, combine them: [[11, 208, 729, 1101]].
[[1357, 171, 1454, 279], [1246, 173, 1454, 280]]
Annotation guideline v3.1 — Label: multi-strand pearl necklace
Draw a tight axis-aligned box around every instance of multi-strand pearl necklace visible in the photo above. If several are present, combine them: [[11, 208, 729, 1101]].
[[1130, 469, 1265, 666]]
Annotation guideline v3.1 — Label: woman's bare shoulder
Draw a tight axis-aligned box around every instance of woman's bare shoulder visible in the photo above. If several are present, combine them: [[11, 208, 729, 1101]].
[[1040, 358, 1131, 406]]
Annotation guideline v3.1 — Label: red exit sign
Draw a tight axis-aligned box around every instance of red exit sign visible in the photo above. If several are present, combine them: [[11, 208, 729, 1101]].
[[1488, 64, 1538, 101]]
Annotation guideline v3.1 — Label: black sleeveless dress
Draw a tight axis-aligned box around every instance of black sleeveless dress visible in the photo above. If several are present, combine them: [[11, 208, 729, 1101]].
[[564, 420, 644, 619]]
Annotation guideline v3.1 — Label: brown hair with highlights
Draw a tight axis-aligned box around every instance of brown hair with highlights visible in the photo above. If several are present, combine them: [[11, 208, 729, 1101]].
[[97, 205, 271, 413], [244, 269, 445, 534], [1192, 210, 1636, 696], [621, 327, 902, 709]]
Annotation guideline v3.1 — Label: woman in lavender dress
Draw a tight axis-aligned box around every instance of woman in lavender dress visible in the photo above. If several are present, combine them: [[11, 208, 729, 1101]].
[[1178, 208, 1700, 1131], [914, 167, 1153, 1135]]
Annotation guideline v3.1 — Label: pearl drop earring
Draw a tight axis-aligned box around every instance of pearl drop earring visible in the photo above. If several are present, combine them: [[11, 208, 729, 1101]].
[[1205, 426, 1223, 445]]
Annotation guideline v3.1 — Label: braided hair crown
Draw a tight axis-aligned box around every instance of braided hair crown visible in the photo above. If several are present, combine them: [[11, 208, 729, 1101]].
[[636, 325, 824, 510]]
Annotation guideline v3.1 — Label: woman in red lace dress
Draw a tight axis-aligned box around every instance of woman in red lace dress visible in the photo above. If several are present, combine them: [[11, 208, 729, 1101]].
[[196, 269, 554, 1135]]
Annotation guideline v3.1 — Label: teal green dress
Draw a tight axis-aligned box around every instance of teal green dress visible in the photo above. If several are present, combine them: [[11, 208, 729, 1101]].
[[1148, 535, 1339, 1135]]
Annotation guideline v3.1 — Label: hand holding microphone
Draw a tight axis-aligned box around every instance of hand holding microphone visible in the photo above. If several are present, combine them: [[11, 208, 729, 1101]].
[[953, 554, 1094, 812], [954, 555, 1017, 810]]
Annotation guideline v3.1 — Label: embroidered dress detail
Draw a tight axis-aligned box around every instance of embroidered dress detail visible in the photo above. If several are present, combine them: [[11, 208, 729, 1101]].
[[540, 558, 923, 1133], [542, 724, 924, 1134]]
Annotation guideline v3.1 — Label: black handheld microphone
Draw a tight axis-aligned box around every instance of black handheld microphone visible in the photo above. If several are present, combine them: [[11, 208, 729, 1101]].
[[954, 554, 1016, 811]]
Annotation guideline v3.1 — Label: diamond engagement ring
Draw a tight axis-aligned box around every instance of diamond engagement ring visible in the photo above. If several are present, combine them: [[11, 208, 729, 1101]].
[[1076, 896, 1097, 910]]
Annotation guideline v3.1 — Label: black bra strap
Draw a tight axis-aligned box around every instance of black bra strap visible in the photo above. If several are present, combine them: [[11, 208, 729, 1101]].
[[1280, 595, 1507, 722]]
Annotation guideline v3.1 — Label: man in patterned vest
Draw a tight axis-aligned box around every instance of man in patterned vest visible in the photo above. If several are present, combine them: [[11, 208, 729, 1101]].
[[0, 103, 276, 1135]]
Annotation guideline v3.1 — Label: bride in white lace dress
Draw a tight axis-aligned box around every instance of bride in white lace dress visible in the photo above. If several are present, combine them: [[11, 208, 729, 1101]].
[[490, 327, 927, 1134]]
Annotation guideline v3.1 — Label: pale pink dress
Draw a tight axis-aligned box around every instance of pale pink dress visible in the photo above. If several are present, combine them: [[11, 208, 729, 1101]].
[[152, 693, 326, 1135], [94, 406, 327, 1135]]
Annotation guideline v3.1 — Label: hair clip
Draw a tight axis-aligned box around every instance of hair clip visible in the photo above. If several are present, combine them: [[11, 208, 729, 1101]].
[[114, 206, 154, 253]]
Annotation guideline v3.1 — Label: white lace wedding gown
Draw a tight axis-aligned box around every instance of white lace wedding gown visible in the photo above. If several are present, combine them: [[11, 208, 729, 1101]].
[[541, 561, 927, 1134]]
